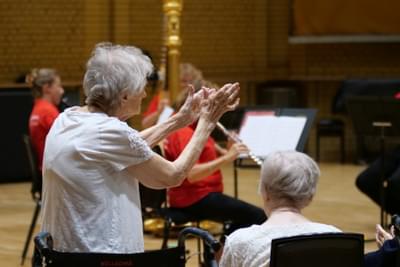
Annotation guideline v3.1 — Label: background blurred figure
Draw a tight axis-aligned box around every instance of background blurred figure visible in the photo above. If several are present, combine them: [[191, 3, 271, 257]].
[[219, 150, 341, 267], [356, 146, 400, 216], [27, 68, 64, 195], [141, 63, 204, 129], [364, 223, 400, 267]]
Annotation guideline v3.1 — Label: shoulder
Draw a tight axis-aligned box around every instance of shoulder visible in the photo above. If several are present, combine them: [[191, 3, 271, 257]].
[[305, 222, 342, 233], [221, 225, 270, 267], [33, 99, 59, 115], [100, 118, 144, 146], [225, 224, 267, 250]]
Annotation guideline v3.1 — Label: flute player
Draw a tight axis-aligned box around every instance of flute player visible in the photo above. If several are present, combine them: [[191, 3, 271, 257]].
[[163, 85, 267, 239]]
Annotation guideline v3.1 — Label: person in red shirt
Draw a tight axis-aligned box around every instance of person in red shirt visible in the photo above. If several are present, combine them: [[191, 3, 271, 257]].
[[141, 63, 204, 129], [27, 68, 64, 195], [164, 122, 267, 236]]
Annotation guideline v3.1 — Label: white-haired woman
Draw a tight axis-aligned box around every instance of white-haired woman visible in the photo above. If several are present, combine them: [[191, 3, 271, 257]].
[[40, 43, 239, 254], [219, 150, 341, 267]]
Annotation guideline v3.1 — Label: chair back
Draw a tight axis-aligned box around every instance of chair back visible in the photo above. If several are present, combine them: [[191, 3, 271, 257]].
[[33, 227, 221, 267], [270, 233, 364, 267], [34, 232, 185, 267], [22, 134, 42, 199]]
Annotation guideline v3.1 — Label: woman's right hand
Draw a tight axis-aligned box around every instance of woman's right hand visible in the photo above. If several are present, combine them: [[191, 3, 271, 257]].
[[175, 84, 205, 126], [375, 224, 394, 248], [224, 143, 249, 163], [200, 82, 240, 126]]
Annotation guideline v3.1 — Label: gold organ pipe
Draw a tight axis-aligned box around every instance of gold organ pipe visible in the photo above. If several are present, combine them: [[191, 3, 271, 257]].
[[162, 0, 183, 103]]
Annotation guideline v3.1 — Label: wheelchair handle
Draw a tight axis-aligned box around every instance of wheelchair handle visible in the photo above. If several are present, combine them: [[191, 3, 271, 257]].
[[178, 227, 221, 252], [34, 232, 54, 255]]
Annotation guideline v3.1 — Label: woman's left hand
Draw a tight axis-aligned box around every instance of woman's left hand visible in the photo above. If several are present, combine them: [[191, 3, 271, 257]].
[[175, 84, 204, 126]]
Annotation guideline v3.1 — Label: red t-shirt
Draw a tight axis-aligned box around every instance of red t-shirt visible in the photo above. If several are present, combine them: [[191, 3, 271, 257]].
[[29, 99, 59, 171], [164, 127, 223, 208], [142, 93, 160, 118]]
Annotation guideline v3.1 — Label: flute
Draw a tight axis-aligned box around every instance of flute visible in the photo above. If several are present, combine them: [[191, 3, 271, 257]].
[[216, 122, 263, 166]]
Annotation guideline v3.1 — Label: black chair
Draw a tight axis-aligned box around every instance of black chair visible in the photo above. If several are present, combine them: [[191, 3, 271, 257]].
[[140, 146, 224, 251], [316, 118, 345, 163], [140, 184, 211, 246], [270, 233, 364, 267], [139, 183, 227, 267], [33, 227, 220, 267], [21, 134, 42, 266]]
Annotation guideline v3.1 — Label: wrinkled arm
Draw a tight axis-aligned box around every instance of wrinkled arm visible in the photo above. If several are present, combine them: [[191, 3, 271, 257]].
[[140, 85, 202, 148], [128, 119, 212, 189], [141, 110, 161, 129], [139, 113, 185, 148], [132, 82, 240, 189]]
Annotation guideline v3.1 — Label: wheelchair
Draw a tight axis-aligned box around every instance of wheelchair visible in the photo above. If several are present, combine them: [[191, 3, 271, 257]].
[[33, 227, 221, 267]]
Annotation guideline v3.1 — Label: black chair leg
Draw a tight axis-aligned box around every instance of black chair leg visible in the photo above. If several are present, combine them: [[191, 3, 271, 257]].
[[341, 133, 345, 164], [316, 132, 320, 162], [21, 201, 41, 266], [162, 217, 172, 249]]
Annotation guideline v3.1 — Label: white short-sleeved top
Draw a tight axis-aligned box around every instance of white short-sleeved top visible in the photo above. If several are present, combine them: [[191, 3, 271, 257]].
[[40, 107, 153, 253], [220, 222, 341, 267]]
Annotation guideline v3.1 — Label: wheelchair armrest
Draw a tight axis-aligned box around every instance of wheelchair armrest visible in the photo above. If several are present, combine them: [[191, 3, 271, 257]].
[[178, 227, 221, 252], [34, 232, 54, 255]]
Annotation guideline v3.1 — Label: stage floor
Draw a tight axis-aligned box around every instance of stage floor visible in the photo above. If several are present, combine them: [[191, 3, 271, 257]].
[[0, 162, 382, 267]]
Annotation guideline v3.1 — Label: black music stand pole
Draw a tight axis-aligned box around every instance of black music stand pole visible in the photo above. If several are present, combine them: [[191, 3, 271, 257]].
[[233, 159, 239, 199], [372, 121, 392, 228]]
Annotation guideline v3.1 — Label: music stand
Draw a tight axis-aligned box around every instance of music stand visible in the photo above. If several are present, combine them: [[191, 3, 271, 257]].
[[232, 107, 316, 198], [346, 96, 400, 227]]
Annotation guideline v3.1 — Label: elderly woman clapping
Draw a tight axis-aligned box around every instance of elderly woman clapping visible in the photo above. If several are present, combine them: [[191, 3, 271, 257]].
[[220, 151, 341, 267], [40, 43, 239, 254]]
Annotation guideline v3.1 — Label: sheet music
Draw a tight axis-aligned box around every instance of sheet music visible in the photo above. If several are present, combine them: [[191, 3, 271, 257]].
[[239, 115, 307, 157], [156, 106, 174, 125]]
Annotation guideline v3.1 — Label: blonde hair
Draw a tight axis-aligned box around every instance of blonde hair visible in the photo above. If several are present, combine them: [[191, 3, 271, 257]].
[[203, 79, 219, 89], [26, 68, 59, 98], [180, 63, 204, 91]]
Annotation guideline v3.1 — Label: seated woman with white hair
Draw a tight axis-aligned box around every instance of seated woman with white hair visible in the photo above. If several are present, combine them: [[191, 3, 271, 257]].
[[219, 150, 341, 267]]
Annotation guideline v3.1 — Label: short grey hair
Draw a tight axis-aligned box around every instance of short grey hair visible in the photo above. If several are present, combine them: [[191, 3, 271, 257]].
[[83, 42, 153, 114], [259, 150, 320, 209]]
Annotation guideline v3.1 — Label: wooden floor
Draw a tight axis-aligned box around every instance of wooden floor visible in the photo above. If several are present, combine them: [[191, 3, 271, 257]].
[[0, 163, 382, 267]]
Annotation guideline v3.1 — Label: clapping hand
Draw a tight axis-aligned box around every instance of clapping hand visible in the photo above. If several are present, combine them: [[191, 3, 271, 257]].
[[200, 82, 240, 125]]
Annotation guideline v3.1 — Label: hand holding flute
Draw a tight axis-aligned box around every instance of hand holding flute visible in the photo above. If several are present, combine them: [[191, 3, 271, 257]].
[[216, 122, 263, 166]]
